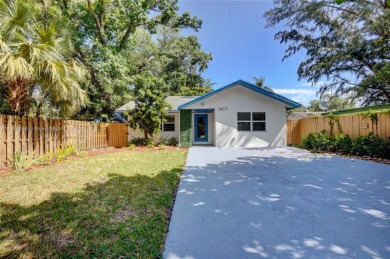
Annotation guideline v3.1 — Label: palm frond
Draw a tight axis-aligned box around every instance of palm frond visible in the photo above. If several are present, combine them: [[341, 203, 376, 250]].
[[0, 0, 32, 40]]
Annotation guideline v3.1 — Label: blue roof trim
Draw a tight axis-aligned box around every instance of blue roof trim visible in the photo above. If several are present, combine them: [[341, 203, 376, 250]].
[[178, 79, 302, 110]]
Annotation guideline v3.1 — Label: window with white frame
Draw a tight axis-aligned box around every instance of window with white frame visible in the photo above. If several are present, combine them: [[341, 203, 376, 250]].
[[237, 112, 266, 131], [162, 115, 175, 131]]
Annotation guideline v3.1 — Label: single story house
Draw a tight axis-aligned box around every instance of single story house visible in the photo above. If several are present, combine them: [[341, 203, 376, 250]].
[[115, 79, 301, 147], [287, 112, 324, 121]]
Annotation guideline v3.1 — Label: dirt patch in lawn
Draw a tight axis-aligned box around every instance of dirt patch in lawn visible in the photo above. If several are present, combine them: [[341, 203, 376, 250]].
[[110, 208, 138, 223]]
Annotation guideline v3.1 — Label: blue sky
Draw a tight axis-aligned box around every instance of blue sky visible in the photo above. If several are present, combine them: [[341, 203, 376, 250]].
[[178, 0, 324, 106]]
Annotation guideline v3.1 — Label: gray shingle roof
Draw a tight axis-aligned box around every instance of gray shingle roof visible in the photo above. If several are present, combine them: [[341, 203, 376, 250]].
[[115, 96, 199, 112]]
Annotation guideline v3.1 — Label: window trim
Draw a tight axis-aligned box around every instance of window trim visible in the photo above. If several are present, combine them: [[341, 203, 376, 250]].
[[237, 112, 266, 132], [162, 115, 175, 132]]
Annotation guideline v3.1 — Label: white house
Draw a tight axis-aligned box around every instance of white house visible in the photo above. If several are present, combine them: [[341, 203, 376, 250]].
[[115, 80, 301, 147]]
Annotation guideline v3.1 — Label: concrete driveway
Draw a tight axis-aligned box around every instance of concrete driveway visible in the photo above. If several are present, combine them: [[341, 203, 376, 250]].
[[163, 147, 390, 259]]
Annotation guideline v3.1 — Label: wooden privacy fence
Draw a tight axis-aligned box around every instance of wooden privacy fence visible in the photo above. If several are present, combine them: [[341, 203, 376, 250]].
[[0, 115, 128, 169], [107, 123, 129, 148], [287, 113, 390, 146]]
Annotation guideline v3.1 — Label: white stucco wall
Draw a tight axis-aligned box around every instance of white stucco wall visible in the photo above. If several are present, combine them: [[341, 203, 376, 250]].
[[128, 112, 180, 143], [185, 85, 287, 147]]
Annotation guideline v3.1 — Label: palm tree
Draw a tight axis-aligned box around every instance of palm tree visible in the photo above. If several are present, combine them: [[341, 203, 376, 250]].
[[252, 76, 274, 92], [0, 0, 88, 117]]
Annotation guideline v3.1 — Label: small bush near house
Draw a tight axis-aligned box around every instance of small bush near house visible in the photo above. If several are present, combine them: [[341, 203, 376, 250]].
[[147, 142, 155, 149], [8, 151, 35, 172], [301, 131, 331, 151], [301, 131, 390, 159], [128, 143, 136, 150], [129, 137, 155, 147], [167, 137, 178, 146], [159, 144, 166, 150]]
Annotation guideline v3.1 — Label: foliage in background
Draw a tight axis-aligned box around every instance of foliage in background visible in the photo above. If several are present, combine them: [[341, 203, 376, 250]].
[[0, 0, 88, 117], [129, 137, 155, 147], [308, 94, 355, 112], [325, 113, 342, 137], [265, 0, 390, 105], [301, 132, 390, 159], [252, 76, 274, 92], [129, 73, 169, 138], [360, 110, 380, 134], [51, 0, 211, 121], [0, 0, 212, 120]]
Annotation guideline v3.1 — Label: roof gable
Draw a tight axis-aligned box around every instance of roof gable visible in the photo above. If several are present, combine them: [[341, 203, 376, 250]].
[[178, 80, 301, 110]]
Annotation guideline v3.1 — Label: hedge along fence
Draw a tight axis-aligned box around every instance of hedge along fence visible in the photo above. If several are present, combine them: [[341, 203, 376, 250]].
[[287, 112, 390, 146], [0, 115, 110, 169]]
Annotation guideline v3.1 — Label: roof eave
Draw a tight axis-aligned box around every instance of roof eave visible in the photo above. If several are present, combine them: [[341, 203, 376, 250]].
[[179, 79, 302, 110]]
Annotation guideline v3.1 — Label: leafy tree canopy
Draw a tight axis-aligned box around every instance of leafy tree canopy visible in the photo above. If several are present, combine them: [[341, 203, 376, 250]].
[[308, 94, 356, 112], [53, 0, 211, 121], [265, 0, 390, 106], [0, 0, 88, 117], [129, 72, 169, 138]]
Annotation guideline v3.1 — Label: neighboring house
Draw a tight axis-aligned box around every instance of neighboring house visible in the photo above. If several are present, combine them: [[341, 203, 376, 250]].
[[333, 104, 390, 115], [287, 112, 324, 121], [115, 80, 301, 147]]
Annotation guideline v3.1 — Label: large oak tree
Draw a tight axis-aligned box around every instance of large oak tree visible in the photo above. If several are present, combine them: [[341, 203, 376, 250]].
[[265, 0, 390, 105]]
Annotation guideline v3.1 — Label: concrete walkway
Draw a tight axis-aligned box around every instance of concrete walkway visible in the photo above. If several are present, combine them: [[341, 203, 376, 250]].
[[163, 147, 390, 259]]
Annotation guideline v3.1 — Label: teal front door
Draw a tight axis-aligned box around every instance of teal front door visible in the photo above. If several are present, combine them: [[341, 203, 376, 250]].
[[194, 114, 208, 142]]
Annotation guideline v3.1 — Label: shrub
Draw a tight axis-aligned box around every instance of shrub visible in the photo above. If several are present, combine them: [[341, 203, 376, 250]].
[[301, 131, 331, 151], [167, 137, 178, 146], [51, 145, 76, 162], [331, 134, 353, 154], [8, 151, 35, 172], [350, 132, 388, 158], [159, 144, 166, 150], [147, 142, 155, 149], [301, 131, 390, 159], [128, 144, 136, 150], [130, 137, 155, 147]]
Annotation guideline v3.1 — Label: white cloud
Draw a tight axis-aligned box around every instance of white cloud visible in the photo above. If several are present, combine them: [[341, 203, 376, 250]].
[[274, 89, 316, 95], [299, 81, 326, 88]]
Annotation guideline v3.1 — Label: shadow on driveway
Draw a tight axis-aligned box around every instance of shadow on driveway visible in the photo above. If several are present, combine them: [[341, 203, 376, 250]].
[[164, 147, 390, 259]]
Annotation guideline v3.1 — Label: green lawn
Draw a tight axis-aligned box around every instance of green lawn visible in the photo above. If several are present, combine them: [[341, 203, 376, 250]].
[[0, 149, 188, 258]]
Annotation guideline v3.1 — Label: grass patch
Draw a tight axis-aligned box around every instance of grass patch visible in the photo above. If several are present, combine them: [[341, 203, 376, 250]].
[[0, 150, 188, 258]]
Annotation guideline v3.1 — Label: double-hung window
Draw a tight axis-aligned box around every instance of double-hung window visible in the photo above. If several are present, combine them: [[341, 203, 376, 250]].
[[252, 112, 266, 131], [237, 112, 266, 131], [237, 112, 251, 131], [162, 115, 175, 131]]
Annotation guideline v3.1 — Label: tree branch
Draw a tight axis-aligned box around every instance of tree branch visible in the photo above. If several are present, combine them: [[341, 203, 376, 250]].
[[86, 0, 107, 45]]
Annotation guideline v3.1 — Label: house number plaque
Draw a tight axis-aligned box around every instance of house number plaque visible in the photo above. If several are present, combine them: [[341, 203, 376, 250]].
[[218, 107, 228, 111]]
